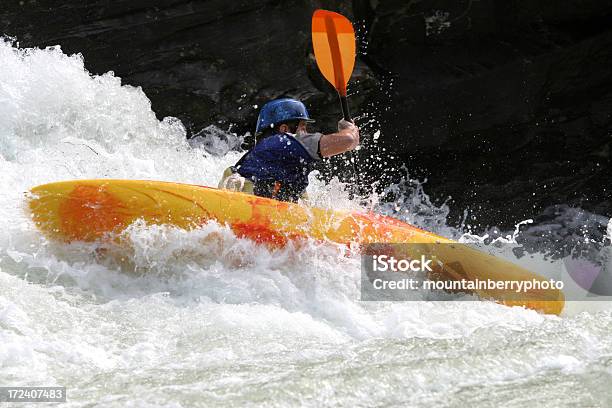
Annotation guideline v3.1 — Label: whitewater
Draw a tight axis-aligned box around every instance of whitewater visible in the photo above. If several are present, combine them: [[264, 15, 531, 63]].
[[1, 39, 612, 407]]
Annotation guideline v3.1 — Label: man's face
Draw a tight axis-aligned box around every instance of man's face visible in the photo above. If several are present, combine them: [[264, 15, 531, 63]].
[[278, 120, 307, 135], [296, 120, 307, 135]]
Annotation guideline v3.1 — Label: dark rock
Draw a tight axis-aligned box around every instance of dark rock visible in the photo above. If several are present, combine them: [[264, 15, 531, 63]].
[[353, 0, 612, 228]]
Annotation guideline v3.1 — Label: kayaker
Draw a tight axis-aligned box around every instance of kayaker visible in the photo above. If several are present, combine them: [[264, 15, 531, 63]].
[[218, 97, 359, 202]]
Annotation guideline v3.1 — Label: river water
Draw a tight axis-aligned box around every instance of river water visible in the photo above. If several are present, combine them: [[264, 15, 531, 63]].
[[1, 39, 611, 407]]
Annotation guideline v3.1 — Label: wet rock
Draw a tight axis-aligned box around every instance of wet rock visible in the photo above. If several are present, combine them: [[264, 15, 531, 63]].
[[189, 125, 244, 156], [353, 0, 612, 227]]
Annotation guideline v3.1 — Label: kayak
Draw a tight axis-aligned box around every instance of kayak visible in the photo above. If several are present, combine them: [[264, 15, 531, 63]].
[[28, 179, 564, 315]]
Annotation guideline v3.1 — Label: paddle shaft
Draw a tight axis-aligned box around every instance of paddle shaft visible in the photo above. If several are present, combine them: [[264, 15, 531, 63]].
[[340, 95, 351, 121]]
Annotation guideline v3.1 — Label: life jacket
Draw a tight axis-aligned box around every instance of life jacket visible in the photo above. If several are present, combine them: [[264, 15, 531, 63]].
[[235, 132, 317, 202]]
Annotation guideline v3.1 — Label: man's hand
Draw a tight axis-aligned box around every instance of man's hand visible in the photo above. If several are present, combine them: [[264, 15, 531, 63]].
[[338, 119, 359, 149], [338, 119, 354, 131], [319, 119, 360, 158]]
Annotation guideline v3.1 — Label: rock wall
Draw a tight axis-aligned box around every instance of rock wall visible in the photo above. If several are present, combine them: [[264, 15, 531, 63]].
[[355, 0, 612, 226], [2, 0, 611, 227]]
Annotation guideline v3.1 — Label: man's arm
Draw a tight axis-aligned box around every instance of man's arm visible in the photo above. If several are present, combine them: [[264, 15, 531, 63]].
[[319, 120, 360, 158]]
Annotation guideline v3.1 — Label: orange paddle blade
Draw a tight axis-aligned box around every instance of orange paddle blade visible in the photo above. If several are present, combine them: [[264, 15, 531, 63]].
[[312, 9, 356, 96]]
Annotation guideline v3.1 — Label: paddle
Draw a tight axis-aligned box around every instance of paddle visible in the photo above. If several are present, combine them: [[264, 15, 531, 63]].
[[311, 9, 361, 191]]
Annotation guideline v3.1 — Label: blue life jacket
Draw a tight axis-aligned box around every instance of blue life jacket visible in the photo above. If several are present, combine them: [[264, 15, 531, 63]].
[[236, 132, 317, 201]]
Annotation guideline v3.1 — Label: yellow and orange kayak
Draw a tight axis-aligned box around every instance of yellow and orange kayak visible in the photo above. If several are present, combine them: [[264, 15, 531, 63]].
[[28, 179, 564, 314]]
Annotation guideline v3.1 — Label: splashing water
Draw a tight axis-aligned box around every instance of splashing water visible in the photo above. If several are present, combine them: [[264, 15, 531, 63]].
[[1, 38, 612, 407]]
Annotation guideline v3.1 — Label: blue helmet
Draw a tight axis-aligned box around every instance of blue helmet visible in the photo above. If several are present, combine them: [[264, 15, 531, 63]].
[[255, 98, 315, 134]]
